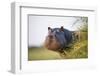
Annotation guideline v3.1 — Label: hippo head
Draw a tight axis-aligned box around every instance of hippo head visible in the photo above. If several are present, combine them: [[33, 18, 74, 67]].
[[47, 26, 64, 39], [44, 26, 66, 51]]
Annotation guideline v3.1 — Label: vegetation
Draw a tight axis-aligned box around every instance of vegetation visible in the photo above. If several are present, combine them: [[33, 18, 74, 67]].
[[61, 37, 88, 59]]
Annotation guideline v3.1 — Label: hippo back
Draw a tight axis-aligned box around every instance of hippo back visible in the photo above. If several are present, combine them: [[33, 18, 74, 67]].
[[63, 29, 73, 45]]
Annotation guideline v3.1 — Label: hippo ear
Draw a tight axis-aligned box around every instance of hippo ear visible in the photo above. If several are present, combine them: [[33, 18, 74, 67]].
[[60, 26, 64, 31], [48, 27, 51, 30], [48, 27, 52, 33]]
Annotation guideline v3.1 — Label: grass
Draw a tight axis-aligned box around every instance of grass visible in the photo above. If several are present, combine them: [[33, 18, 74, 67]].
[[28, 31, 88, 61], [62, 40, 88, 59], [28, 47, 62, 61]]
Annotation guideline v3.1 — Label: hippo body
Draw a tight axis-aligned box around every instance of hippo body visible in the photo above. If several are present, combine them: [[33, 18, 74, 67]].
[[53, 28, 73, 49], [44, 26, 73, 53]]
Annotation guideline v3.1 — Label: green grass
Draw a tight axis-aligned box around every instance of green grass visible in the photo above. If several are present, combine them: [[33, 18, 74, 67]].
[[62, 40, 88, 59], [28, 31, 88, 61], [28, 47, 62, 61]]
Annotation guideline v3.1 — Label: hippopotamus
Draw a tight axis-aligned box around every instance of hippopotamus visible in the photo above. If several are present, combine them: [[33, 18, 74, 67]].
[[44, 26, 74, 54]]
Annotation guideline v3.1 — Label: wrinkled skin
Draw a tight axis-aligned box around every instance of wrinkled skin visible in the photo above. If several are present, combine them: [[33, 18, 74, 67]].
[[44, 26, 73, 54]]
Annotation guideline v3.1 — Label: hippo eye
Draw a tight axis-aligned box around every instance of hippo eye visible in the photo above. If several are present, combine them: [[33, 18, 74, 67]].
[[53, 31, 56, 34], [56, 29, 59, 32]]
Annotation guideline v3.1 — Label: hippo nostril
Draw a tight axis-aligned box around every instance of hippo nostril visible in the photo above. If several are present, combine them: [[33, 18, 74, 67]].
[[49, 35, 53, 38]]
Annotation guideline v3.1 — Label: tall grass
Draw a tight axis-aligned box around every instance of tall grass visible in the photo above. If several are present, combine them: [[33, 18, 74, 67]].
[[60, 23, 88, 58]]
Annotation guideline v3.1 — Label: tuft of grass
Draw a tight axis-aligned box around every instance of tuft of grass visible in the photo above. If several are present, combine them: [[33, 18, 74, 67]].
[[62, 40, 88, 59]]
